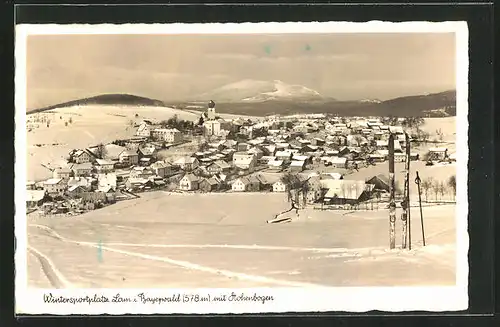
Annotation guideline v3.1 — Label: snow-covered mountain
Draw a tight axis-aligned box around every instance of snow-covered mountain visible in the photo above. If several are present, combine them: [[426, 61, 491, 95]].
[[360, 99, 382, 104], [197, 79, 327, 103]]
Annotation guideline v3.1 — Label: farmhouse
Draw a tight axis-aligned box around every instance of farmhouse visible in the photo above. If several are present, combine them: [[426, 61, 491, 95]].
[[178, 174, 200, 191], [53, 167, 72, 179], [26, 190, 46, 208], [199, 177, 222, 192], [289, 160, 306, 172], [173, 157, 199, 171], [67, 177, 92, 190], [231, 176, 260, 192], [150, 161, 173, 178], [321, 179, 374, 205], [207, 160, 231, 175], [125, 178, 152, 191], [232, 152, 256, 171], [118, 150, 139, 166], [71, 162, 93, 177], [138, 146, 156, 160], [95, 159, 115, 173], [152, 128, 183, 143], [136, 120, 156, 137], [129, 166, 155, 179], [275, 150, 293, 162], [272, 180, 288, 192], [366, 174, 390, 192], [43, 178, 67, 195], [428, 147, 448, 161], [267, 159, 284, 171], [66, 185, 87, 198], [69, 149, 93, 164]]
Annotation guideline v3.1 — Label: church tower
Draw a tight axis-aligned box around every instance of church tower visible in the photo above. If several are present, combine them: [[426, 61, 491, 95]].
[[207, 100, 216, 120]]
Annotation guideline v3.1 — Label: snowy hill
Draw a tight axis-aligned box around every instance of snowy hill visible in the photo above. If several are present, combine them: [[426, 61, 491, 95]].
[[197, 79, 327, 103]]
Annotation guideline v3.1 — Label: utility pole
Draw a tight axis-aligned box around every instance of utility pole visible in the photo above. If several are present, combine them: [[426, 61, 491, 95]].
[[388, 134, 396, 250]]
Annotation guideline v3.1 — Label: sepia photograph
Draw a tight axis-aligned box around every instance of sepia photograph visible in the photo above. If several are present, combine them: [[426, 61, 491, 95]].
[[15, 22, 469, 314]]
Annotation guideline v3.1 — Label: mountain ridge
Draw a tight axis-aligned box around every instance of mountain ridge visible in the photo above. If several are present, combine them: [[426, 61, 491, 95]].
[[27, 89, 456, 118]]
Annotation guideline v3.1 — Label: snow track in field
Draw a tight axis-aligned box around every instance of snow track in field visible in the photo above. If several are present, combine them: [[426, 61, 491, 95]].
[[29, 224, 333, 287], [28, 246, 75, 289]]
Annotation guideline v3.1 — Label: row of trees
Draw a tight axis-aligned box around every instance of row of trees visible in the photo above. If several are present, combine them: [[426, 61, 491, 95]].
[[160, 114, 195, 132], [419, 175, 456, 201]]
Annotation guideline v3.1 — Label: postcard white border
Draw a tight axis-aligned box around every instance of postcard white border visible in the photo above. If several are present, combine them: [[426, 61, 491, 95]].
[[14, 21, 469, 315]]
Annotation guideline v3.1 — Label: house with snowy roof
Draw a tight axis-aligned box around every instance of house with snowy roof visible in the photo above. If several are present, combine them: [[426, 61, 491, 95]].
[[232, 152, 256, 171], [118, 149, 139, 166], [178, 173, 200, 191], [173, 157, 199, 171], [53, 166, 72, 180], [95, 159, 115, 173], [26, 190, 47, 208], [231, 176, 260, 192], [42, 178, 67, 195], [206, 160, 231, 175], [321, 179, 374, 205], [150, 161, 173, 178], [68, 149, 93, 164], [71, 162, 93, 177]]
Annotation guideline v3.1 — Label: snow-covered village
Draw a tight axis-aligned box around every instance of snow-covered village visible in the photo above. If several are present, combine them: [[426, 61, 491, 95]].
[[20, 28, 463, 297], [26, 102, 456, 218]]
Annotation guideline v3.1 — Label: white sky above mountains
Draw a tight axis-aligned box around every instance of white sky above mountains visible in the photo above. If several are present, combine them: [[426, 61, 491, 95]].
[[26, 33, 456, 110]]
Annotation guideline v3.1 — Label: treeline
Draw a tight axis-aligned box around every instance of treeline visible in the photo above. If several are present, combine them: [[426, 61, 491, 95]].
[[160, 114, 195, 132]]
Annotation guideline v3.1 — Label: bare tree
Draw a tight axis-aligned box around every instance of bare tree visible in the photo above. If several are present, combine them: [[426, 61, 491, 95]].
[[420, 177, 433, 202], [438, 181, 446, 200], [340, 183, 347, 206], [448, 175, 456, 200], [432, 180, 440, 201], [277, 173, 311, 217], [95, 143, 107, 159]]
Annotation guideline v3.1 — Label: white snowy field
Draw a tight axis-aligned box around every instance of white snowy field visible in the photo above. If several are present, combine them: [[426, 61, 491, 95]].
[[26, 192, 457, 289]]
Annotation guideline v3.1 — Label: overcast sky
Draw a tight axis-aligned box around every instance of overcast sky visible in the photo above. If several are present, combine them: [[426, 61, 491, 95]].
[[25, 33, 456, 109]]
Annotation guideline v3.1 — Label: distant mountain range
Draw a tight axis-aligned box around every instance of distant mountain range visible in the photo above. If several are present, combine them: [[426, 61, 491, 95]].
[[196, 79, 333, 103], [27, 79, 456, 118]]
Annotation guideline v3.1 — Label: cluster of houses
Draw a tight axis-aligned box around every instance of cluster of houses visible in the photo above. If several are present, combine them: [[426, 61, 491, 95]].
[[26, 103, 455, 214]]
